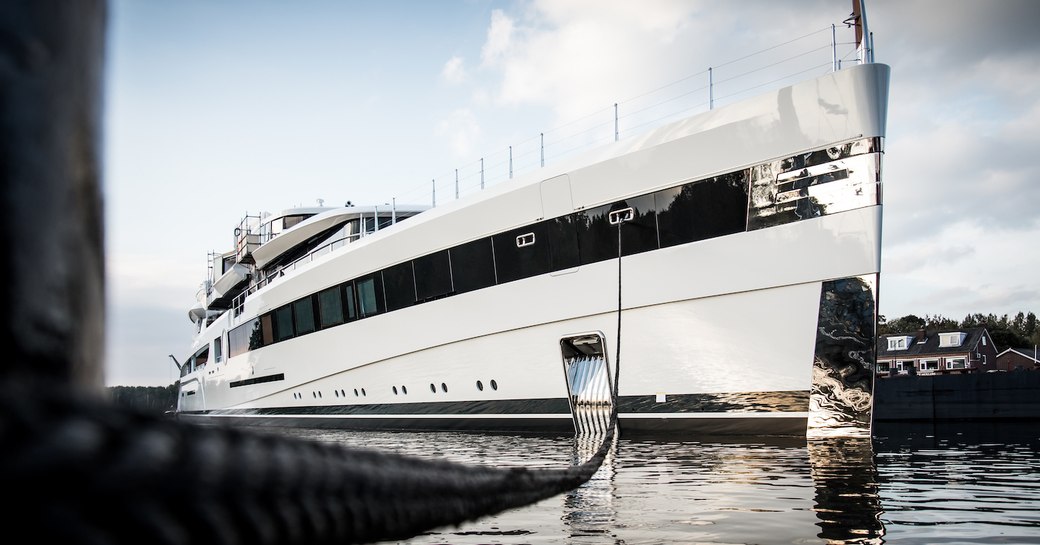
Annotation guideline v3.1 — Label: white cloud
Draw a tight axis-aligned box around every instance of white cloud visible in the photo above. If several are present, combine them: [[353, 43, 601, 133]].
[[441, 55, 467, 84], [480, 9, 514, 66], [436, 108, 482, 158], [881, 218, 1040, 318], [474, 0, 705, 126]]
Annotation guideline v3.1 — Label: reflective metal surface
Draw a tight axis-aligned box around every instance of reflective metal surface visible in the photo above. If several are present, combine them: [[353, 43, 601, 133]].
[[564, 355, 615, 436], [808, 275, 877, 438], [749, 137, 881, 230]]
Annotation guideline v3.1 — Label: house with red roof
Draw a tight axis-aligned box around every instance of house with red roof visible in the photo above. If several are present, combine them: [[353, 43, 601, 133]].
[[995, 347, 1040, 372]]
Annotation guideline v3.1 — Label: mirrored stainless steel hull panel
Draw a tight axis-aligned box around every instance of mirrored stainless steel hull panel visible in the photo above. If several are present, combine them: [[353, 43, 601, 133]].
[[808, 276, 877, 438]]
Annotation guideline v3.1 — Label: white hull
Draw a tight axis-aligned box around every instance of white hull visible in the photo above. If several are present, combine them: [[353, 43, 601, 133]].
[[177, 64, 890, 437]]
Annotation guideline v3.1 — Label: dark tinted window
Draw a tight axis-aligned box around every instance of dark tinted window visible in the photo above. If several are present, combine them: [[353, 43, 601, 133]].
[[576, 196, 659, 264], [546, 215, 580, 270], [293, 296, 316, 335], [382, 262, 416, 311], [228, 318, 259, 358], [657, 171, 749, 248], [620, 194, 659, 257], [274, 305, 294, 342], [343, 282, 358, 321], [493, 222, 551, 283], [450, 238, 496, 294], [576, 204, 615, 264], [414, 250, 453, 301], [318, 286, 344, 328], [355, 273, 385, 318]]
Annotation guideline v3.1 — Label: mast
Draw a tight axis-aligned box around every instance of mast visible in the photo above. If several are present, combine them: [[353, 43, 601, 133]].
[[852, 0, 873, 64]]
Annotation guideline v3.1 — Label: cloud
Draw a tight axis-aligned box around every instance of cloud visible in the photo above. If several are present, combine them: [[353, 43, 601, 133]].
[[472, 0, 845, 126], [441, 55, 467, 84], [436, 108, 482, 158], [476, 0, 705, 120], [480, 9, 515, 66], [881, 218, 1040, 318], [878, 0, 1040, 69]]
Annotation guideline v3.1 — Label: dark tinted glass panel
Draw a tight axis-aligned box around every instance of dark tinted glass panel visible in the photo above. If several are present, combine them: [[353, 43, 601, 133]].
[[294, 296, 316, 335], [414, 250, 453, 301], [657, 171, 749, 248], [546, 216, 580, 270], [274, 305, 294, 342], [576, 197, 659, 264], [343, 282, 358, 320], [576, 203, 615, 264], [355, 274, 385, 318], [450, 238, 496, 294], [229, 318, 259, 358], [493, 222, 550, 284], [383, 262, 416, 311], [318, 286, 344, 328], [618, 194, 659, 256]]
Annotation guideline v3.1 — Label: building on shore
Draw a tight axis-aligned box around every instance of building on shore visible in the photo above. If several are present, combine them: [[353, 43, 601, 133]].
[[995, 347, 1040, 372], [876, 327, 999, 377]]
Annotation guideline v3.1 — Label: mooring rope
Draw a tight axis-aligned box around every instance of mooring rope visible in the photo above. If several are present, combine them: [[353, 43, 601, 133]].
[[614, 213, 625, 409], [1, 376, 616, 545], [0, 222, 629, 544], [0, 2, 628, 542]]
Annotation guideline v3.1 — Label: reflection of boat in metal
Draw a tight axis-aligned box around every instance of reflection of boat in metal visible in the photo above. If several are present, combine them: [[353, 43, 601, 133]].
[[174, 4, 887, 438]]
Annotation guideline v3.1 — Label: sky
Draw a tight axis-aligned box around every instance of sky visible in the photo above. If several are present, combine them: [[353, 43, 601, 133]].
[[102, 0, 1040, 386]]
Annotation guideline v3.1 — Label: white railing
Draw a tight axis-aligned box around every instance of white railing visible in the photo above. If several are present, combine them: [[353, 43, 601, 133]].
[[392, 20, 869, 209]]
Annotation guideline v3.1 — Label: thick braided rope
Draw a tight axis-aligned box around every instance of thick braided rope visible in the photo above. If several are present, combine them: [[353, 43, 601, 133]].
[[1, 378, 613, 545]]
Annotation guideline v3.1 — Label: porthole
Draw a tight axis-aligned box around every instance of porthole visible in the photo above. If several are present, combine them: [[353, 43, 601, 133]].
[[441, 383, 448, 393], [402, 385, 408, 395], [430, 383, 436, 393], [334, 390, 340, 398], [318, 391, 322, 398], [362, 388, 367, 396], [490, 379, 498, 391], [340, 389, 346, 397], [312, 392, 317, 398], [476, 380, 484, 391], [393, 386, 398, 395], [354, 388, 359, 397]]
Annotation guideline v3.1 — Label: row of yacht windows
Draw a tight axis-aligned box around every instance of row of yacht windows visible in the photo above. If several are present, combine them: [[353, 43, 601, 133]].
[[223, 137, 876, 361], [227, 169, 752, 358]]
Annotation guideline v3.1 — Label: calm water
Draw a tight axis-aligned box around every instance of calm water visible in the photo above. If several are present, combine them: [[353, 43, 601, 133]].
[[272, 422, 1040, 544]]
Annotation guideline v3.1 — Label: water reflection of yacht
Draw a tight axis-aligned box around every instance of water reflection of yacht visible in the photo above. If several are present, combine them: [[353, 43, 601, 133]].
[[808, 438, 885, 544], [174, 4, 886, 438]]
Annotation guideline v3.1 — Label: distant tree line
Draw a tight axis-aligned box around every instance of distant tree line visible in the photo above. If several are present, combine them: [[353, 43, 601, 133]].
[[107, 383, 179, 414], [879, 311, 1040, 350]]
